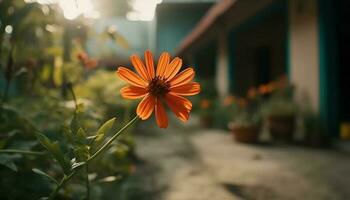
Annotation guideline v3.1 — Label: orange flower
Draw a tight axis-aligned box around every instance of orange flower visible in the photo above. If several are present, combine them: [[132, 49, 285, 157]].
[[223, 95, 235, 106], [77, 52, 88, 62], [200, 99, 211, 109], [117, 50, 201, 128], [84, 59, 98, 70], [237, 98, 247, 108], [77, 52, 98, 70], [258, 84, 269, 95], [267, 82, 276, 93], [247, 87, 257, 99]]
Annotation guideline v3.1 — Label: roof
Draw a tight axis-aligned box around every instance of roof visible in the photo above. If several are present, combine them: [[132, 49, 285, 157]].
[[176, 0, 237, 55], [175, 0, 280, 56]]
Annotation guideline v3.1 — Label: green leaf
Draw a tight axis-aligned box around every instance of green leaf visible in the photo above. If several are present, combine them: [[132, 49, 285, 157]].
[[74, 145, 90, 161], [46, 47, 63, 56], [36, 133, 71, 174], [40, 64, 52, 81], [32, 168, 58, 185], [92, 118, 116, 147], [0, 154, 21, 172], [76, 128, 87, 145], [35, 133, 53, 151], [70, 114, 80, 135], [53, 57, 63, 86], [63, 127, 75, 145], [71, 162, 85, 170], [76, 103, 85, 113]]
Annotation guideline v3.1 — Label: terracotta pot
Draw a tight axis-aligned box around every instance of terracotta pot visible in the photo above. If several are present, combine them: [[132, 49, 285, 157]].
[[229, 124, 260, 143], [267, 115, 296, 142]]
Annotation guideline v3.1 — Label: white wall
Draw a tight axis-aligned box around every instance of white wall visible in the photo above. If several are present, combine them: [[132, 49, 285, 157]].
[[289, 0, 320, 112], [216, 31, 230, 98]]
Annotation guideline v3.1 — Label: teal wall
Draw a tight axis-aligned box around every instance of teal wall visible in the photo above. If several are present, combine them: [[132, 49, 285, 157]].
[[156, 3, 212, 54], [318, 0, 339, 136]]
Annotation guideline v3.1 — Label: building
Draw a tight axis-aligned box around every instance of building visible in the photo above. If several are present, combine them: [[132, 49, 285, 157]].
[[175, 0, 350, 136], [155, 0, 216, 54]]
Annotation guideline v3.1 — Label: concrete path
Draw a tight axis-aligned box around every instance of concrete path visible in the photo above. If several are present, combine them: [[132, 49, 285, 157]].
[[134, 118, 350, 200], [135, 119, 239, 200], [191, 130, 350, 200]]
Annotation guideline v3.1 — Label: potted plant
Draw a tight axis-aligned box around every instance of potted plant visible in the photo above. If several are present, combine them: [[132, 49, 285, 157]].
[[261, 98, 297, 142], [196, 79, 217, 128], [215, 95, 238, 129], [199, 99, 213, 128], [228, 111, 261, 143], [259, 77, 297, 142], [228, 96, 261, 143]]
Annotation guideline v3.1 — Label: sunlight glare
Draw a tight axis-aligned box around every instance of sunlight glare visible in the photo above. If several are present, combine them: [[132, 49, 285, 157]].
[[127, 0, 162, 21], [5, 25, 13, 34], [27, 0, 99, 20]]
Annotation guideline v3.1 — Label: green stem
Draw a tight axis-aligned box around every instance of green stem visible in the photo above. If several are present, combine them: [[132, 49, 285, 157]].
[[1, 79, 10, 104], [48, 173, 74, 200], [88, 116, 139, 161], [0, 149, 46, 155], [85, 164, 90, 200], [67, 84, 78, 109], [48, 115, 139, 200]]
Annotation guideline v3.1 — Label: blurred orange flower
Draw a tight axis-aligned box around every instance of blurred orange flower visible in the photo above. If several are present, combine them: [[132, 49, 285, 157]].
[[258, 84, 269, 95], [77, 52, 98, 70], [117, 50, 200, 128], [200, 99, 211, 109], [267, 82, 276, 92], [77, 52, 88, 61], [84, 59, 98, 70], [237, 98, 247, 108], [247, 87, 257, 99], [223, 95, 235, 106]]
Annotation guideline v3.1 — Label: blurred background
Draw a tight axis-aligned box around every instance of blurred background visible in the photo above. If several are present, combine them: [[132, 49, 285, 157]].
[[1, 0, 350, 199]]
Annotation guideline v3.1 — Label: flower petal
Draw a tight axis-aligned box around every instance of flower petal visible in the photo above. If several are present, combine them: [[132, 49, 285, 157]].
[[164, 57, 182, 80], [120, 86, 147, 99], [155, 99, 168, 128], [130, 55, 150, 80], [156, 52, 170, 77], [117, 67, 148, 87], [145, 50, 155, 79], [170, 82, 200, 96], [165, 93, 192, 122], [136, 95, 155, 120], [169, 68, 195, 87]]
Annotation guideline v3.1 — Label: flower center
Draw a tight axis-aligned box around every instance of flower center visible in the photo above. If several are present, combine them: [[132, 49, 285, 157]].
[[147, 76, 170, 97]]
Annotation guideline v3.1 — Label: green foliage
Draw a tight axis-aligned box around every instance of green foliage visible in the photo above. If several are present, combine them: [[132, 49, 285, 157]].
[[36, 133, 71, 174], [0, 154, 21, 171], [0, 71, 137, 199], [75, 70, 125, 105], [230, 111, 260, 127], [0, 1, 138, 199], [92, 118, 116, 149], [32, 168, 58, 185], [260, 96, 298, 117]]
